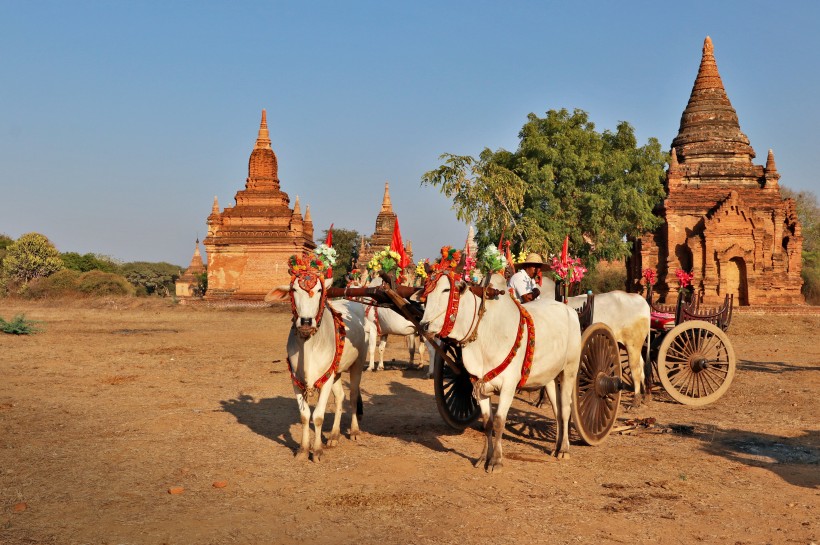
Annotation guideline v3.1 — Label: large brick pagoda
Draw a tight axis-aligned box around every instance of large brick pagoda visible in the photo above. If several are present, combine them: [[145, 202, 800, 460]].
[[203, 110, 315, 300], [628, 37, 803, 305]]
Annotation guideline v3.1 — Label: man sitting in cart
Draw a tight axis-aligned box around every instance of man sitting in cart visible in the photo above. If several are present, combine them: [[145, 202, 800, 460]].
[[508, 252, 546, 303]]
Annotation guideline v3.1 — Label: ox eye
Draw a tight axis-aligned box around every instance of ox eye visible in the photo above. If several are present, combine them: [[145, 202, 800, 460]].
[[442, 288, 450, 293]]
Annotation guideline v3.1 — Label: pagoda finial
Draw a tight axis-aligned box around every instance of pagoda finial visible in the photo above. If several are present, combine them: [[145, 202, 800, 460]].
[[704, 35, 713, 54], [292, 195, 301, 216], [669, 147, 679, 169], [381, 182, 393, 213], [211, 196, 219, 214], [304, 204, 312, 222], [766, 149, 777, 172], [255, 109, 272, 150]]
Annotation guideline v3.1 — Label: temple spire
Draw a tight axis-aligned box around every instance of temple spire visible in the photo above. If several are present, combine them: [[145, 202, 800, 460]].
[[381, 182, 393, 213], [672, 36, 754, 163], [255, 109, 271, 150], [764, 149, 781, 187], [211, 196, 219, 214], [292, 195, 301, 217], [304, 204, 312, 222]]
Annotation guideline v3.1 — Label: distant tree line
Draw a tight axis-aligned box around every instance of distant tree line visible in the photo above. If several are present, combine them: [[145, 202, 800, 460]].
[[0, 232, 185, 299]]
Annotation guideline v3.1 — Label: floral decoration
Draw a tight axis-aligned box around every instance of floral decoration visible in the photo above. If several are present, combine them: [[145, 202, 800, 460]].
[[415, 259, 429, 279], [642, 268, 657, 285], [549, 255, 587, 284], [368, 247, 403, 274], [479, 246, 506, 275], [434, 246, 462, 271], [314, 243, 337, 268], [288, 253, 328, 276], [675, 269, 694, 289]]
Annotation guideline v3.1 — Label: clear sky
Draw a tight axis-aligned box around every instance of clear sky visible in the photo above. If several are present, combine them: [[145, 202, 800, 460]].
[[1, 1, 818, 266]]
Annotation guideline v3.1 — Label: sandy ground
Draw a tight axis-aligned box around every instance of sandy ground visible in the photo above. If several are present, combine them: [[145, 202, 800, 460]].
[[1, 298, 818, 545]]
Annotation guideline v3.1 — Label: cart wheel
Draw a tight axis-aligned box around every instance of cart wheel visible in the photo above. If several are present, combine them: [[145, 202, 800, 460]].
[[433, 343, 480, 430], [657, 320, 736, 406], [572, 323, 621, 446]]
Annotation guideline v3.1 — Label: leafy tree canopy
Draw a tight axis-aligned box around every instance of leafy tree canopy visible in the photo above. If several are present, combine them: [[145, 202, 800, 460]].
[[421, 108, 667, 267], [60, 252, 119, 273], [2, 232, 64, 285], [318, 228, 362, 287], [119, 261, 181, 297]]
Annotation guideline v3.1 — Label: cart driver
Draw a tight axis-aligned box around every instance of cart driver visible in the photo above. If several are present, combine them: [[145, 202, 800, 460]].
[[508, 252, 545, 303]]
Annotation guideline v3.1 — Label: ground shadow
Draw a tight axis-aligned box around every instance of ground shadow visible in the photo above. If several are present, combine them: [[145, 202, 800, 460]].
[[739, 359, 820, 374], [220, 394, 300, 451], [674, 423, 820, 489]]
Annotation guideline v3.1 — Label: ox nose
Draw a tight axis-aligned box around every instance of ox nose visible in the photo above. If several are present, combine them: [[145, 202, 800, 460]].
[[300, 317, 313, 327]]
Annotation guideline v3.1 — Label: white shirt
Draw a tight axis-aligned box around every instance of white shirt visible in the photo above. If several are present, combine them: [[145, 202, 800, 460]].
[[508, 269, 539, 302]]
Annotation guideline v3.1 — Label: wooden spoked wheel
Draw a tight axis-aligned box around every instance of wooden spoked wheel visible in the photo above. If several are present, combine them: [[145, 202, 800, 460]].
[[572, 323, 622, 446], [657, 320, 736, 406], [433, 343, 480, 430]]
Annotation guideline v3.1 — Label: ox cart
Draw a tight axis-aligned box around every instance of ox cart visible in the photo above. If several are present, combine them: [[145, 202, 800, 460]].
[[327, 276, 735, 447]]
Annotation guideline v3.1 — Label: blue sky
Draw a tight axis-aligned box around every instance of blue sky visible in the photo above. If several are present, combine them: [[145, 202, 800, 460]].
[[1, 1, 818, 266]]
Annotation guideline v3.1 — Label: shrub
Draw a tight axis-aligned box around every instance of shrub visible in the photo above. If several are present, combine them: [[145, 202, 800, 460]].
[[77, 270, 135, 296], [802, 251, 820, 305], [23, 269, 81, 298], [0, 314, 43, 335], [580, 261, 626, 294]]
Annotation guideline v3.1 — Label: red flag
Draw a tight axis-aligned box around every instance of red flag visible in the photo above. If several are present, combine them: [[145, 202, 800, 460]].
[[390, 217, 410, 269], [497, 226, 506, 251], [561, 234, 569, 266], [504, 240, 515, 269], [325, 223, 333, 247]]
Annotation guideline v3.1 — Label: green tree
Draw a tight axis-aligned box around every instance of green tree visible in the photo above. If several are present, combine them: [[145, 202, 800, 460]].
[[782, 186, 820, 303], [60, 252, 119, 273], [318, 228, 362, 286], [422, 108, 667, 267], [0, 233, 13, 264], [2, 233, 64, 285], [119, 261, 181, 296]]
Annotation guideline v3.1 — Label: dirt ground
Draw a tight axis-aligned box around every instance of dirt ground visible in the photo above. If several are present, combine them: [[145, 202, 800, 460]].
[[1, 298, 818, 545]]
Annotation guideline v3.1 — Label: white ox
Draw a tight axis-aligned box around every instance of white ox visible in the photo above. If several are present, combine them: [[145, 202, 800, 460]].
[[543, 278, 651, 405], [420, 271, 581, 472], [567, 291, 650, 405], [266, 274, 368, 462], [362, 276, 434, 374]]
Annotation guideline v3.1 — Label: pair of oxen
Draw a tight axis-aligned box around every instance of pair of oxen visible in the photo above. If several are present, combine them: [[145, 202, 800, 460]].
[[268, 260, 649, 471]]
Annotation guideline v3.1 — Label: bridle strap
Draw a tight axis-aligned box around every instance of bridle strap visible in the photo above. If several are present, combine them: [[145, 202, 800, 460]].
[[286, 302, 347, 397]]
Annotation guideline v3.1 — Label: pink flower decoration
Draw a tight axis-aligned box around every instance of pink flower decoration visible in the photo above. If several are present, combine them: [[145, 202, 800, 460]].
[[675, 269, 694, 288]]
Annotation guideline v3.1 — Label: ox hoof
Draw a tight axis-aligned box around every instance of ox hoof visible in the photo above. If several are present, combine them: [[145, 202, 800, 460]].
[[327, 437, 339, 448], [349, 430, 360, 442], [312, 449, 324, 463], [472, 457, 486, 469], [555, 451, 571, 460], [487, 461, 504, 473], [295, 449, 309, 461]]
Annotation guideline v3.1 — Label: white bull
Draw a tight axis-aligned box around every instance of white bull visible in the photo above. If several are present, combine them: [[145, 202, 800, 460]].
[[362, 276, 434, 374], [266, 274, 368, 462], [420, 271, 581, 472], [567, 291, 650, 405]]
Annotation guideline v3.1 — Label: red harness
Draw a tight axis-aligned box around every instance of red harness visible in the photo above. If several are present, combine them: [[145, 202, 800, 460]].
[[365, 305, 382, 336], [286, 303, 347, 396], [420, 269, 461, 339], [289, 271, 329, 329], [422, 271, 535, 391]]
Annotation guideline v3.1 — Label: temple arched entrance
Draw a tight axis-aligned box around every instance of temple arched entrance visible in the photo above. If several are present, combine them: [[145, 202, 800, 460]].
[[725, 257, 749, 306]]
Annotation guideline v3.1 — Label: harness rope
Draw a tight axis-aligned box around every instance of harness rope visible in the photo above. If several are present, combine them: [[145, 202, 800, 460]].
[[286, 303, 347, 398]]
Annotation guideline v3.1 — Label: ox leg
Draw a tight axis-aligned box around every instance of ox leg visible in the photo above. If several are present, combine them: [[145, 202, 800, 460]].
[[542, 380, 560, 454], [366, 321, 377, 372], [327, 378, 345, 448], [310, 382, 335, 462], [473, 395, 493, 469], [626, 344, 644, 408], [407, 334, 417, 368], [554, 371, 575, 459], [294, 388, 312, 461], [348, 361, 363, 441], [487, 388, 515, 473], [425, 340, 435, 379], [377, 336, 387, 371]]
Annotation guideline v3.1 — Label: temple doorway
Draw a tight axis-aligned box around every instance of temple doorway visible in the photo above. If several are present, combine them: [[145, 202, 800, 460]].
[[725, 257, 749, 306]]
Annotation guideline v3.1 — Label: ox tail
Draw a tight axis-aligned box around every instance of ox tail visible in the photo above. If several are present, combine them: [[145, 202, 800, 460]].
[[535, 386, 547, 408], [357, 395, 364, 418]]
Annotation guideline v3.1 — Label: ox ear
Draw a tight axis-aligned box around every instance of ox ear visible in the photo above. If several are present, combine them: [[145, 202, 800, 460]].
[[457, 279, 468, 294], [264, 285, 292, 303], [323, 277, 334, 290]]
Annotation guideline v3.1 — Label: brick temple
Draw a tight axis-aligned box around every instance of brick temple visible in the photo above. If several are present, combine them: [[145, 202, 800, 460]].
[[175, 239, 206, 298], [354, 182, 414, 277], [628, 37, 804, 306], [203, 110, 315, 300]]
